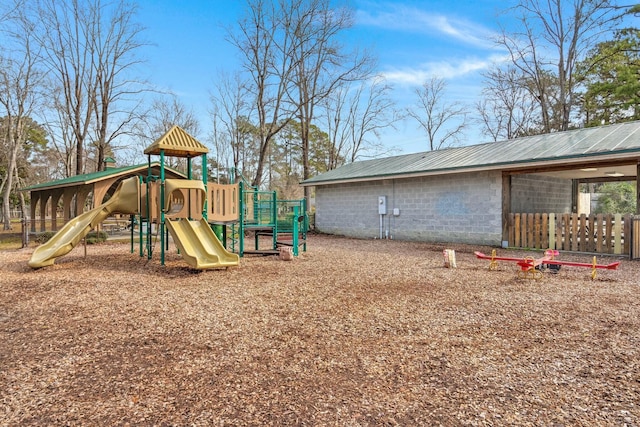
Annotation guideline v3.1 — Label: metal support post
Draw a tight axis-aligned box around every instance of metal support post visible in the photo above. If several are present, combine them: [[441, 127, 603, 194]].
[[293, 206, 299, 256]]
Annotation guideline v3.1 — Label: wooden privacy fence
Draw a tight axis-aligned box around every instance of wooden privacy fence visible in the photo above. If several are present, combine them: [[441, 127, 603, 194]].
[[633, 217, 640, 260], [507, 213, 634, 255]]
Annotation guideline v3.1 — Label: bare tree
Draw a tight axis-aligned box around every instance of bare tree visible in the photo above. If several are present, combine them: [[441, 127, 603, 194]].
[[0, 0, 24, 23], [406, 77, 467, 151], [322, 76, 398, 168], [133, 95, 201, 171], [496, 0, 620, 133], [228, 0, 372, 201], [209, 71, 255, 183], [207, 104, 232, 184], [0, 8, 46, 229], [226, 0, 297, 189], [287, 0, 374, 202], [32, 0, 146, 176], [90, 0, 147, 172], [42, 106, 76, 177], [33, 0, 96, 176], [476, 65, 538, 141]]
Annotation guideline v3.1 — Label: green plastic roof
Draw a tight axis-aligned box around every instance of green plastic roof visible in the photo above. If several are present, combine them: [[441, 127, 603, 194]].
[[22, 162, 186, 191], [302, 121, 640, 186]]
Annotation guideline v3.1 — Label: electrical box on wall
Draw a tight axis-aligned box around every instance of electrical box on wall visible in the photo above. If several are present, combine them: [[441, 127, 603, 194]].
[[378, 196, 387, 215]]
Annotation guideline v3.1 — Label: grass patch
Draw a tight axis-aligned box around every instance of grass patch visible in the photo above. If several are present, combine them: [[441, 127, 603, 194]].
[[0, 233, 23, 250], [85, 231, 108, 244], [34, 231, 56, 244]]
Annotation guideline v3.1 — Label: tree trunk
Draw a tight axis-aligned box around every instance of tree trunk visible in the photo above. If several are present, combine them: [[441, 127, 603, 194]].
[[2, 144, 18, 230]]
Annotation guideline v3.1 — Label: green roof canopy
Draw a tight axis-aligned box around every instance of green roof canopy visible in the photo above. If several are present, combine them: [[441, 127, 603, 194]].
[[22, 162, 186, 191]]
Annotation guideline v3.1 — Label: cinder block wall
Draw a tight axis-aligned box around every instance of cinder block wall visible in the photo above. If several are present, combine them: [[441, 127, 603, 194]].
[[510, 174, 572, 213], [314, 171, 503, 245]]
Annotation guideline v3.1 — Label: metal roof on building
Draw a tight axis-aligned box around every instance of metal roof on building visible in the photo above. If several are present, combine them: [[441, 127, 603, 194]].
[[301, 121, 640, 186]]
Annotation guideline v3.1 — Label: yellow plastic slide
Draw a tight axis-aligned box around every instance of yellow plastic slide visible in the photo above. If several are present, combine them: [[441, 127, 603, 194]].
[[28, 177, 140, 269], [165, 218, 239, 269]]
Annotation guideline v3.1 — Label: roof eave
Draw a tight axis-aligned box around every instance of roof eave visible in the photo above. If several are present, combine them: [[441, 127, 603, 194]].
[[301, 150, 640, 186], [21, 162, 187, 192]]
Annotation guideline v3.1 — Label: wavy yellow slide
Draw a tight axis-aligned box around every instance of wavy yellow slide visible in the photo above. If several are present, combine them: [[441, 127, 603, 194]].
[[165, 218, 239, 269], [29, 177, 140, 269]]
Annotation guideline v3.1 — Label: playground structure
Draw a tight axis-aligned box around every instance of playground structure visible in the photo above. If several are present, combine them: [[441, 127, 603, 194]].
[[28, 126, 308, 269], [474, 249, 621, 280]]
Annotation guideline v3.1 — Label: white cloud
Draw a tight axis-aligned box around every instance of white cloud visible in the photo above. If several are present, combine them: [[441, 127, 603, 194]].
[[356, 3, 499, 49], [381, 54, 508, 86]]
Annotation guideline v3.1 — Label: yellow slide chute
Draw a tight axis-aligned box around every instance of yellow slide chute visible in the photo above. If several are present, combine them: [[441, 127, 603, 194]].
[[165, 218, 239, 269], [28, 177, 140, 269]]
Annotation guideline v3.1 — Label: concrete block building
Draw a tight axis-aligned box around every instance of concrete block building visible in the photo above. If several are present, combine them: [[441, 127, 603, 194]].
[[302, 121, 640, 254]]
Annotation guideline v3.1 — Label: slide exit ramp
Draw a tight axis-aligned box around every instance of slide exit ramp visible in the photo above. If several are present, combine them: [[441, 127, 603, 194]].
[[165, 218, 239, 269]]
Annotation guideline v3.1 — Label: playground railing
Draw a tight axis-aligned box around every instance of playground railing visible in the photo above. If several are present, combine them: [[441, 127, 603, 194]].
[[276, 199, 308, 233], [242, 190, 277, 226]]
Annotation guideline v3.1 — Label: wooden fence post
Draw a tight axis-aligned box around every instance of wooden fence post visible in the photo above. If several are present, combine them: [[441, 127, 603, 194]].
[[614, 213, 622, 254], [542, 213, 548, 249], [508, 213, 515, 247], [623, 214, 631, 255], [548, 213, 555, 250], [606, 214, 613, 253], [579, 214, 586, 252], [562, 214, 570, 251]]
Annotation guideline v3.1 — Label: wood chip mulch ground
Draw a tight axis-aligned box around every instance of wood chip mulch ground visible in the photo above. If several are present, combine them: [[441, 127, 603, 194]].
[[1, 234, 639, 426]]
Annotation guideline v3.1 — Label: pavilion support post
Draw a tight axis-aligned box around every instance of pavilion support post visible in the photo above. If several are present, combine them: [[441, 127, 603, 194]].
[[63, 187, 75, 222], [571, 179, 579, 213], [30, 193, 39, 232], [76, 186, 90, 213], [39, 193, 49, 232], [51, 190, 63, 231]]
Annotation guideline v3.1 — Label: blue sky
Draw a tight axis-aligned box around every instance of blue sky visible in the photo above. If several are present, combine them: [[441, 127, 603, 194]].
[[137, 0, 510, 155]]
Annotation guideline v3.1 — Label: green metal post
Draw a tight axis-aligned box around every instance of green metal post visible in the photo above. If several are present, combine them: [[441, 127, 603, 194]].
[[138, 176, 142, 257], [293, 206, 299, 256], [202, 153, 208, 221], [238, 181, 244, 256], [302, 198, 307, 252], [130, 214, 134, 253], [222, 224, 227, 248], [271, 191, 277, 250], [254, 192, 260, 250], [187, 156, 192, 219], [146, 158, 152, 259], [160, 150, 165, 266], [139, 215, 144, 257]]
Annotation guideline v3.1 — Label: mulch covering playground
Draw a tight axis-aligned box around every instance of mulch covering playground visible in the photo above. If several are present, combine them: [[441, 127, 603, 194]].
[[1, 234, 639, 425]]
